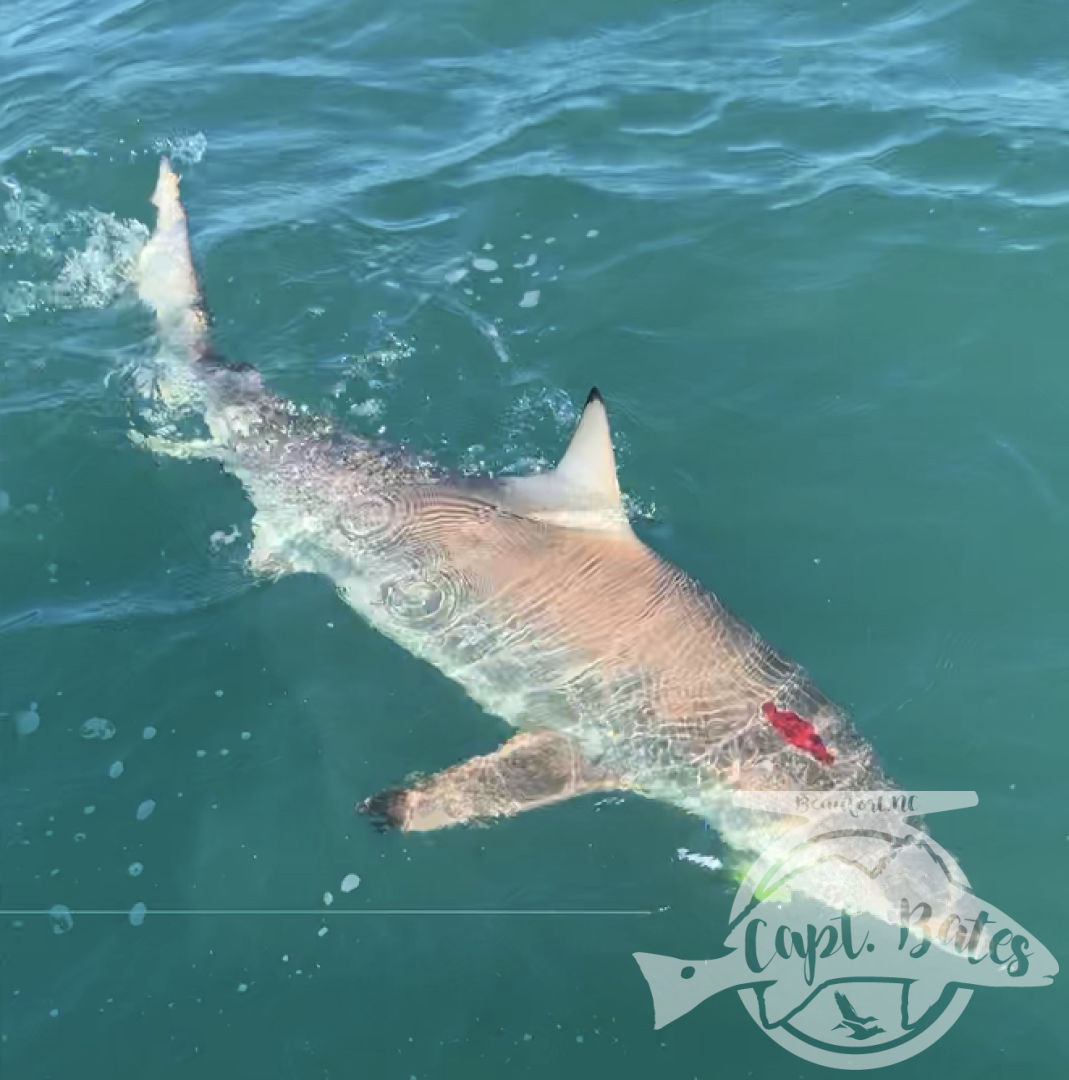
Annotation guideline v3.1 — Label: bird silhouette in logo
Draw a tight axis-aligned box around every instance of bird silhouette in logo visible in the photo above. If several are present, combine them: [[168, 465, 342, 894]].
[[831, 991, 886, 1040]]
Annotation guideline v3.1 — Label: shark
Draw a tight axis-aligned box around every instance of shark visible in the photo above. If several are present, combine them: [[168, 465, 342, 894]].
[[134, 157, 892, 872]]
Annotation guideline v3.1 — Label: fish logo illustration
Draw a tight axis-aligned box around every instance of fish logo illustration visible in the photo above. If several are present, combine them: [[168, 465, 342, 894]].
[[634, 791, 1058, 1069]]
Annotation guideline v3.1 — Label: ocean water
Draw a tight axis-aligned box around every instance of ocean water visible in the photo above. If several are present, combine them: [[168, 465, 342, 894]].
[[2, 0, 1067, 1076]]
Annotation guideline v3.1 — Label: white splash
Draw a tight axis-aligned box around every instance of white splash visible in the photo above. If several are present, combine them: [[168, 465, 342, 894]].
[[349, 398, 383, 419], [209, 526, 241, 551], [471, 257, 498, 273], [676, 847, 722, 871], [0, 183, 148, 322], [152, 132, 207, 166]]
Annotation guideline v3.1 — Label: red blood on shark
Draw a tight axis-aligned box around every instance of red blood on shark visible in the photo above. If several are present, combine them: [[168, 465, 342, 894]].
[[761, 701, 835, 765]]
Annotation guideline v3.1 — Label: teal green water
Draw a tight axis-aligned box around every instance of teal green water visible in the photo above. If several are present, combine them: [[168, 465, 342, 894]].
[[2, 1, 1067, 1076]]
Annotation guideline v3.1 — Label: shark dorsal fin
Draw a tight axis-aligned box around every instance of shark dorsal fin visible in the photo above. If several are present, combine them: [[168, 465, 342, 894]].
[[497, 387, 631, 535], [555, 387, 621, 502]]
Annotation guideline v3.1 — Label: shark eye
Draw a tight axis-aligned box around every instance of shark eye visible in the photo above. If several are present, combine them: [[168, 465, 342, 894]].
[[680, 966, 695, 980]]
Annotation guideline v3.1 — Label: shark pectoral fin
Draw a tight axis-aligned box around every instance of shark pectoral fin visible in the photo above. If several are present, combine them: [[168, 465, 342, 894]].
[[358, 729, 620, 832]]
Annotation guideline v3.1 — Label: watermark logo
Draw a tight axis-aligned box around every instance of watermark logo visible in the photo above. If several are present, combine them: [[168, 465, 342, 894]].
[[634, 791, 1058, 1069]]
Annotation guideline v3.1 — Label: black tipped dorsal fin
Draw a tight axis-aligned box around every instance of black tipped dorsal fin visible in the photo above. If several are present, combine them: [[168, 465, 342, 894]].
[[555, 387, 621, 502], [495, 387, 631, 535]]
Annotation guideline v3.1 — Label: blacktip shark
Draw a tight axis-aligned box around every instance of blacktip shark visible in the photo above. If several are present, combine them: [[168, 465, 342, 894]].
[[135, 156, 903, 907]]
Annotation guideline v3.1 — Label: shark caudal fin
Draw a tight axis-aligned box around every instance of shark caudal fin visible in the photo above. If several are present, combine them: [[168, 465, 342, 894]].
[[136, 156, 209, 357]]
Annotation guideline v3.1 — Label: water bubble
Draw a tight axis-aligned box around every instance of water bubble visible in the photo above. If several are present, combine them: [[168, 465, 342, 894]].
[[135, 799, 156, 821], [153, 132, 207, 166], [323, 891, 333, 907], [0, 490, 9, 514], [519, 290, 541, 309], [128, 902, 146, 927], [108, 761, 124, 779], [80, 717, 115, 740], [128, 862, 144, 877], [142, 726, 157, 740], [15, 708, 40, 735], [340, 873, 360, 894], [48, 905, 73, 934], [471, 257, 498, 273]]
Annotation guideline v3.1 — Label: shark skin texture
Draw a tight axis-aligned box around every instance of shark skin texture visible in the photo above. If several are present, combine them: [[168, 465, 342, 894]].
[[133, 157, 891, 876]]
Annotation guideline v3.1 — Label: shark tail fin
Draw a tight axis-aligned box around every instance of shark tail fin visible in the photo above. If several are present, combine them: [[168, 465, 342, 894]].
[[133, 159, 262, 420], [136, 156, 210, 358]]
